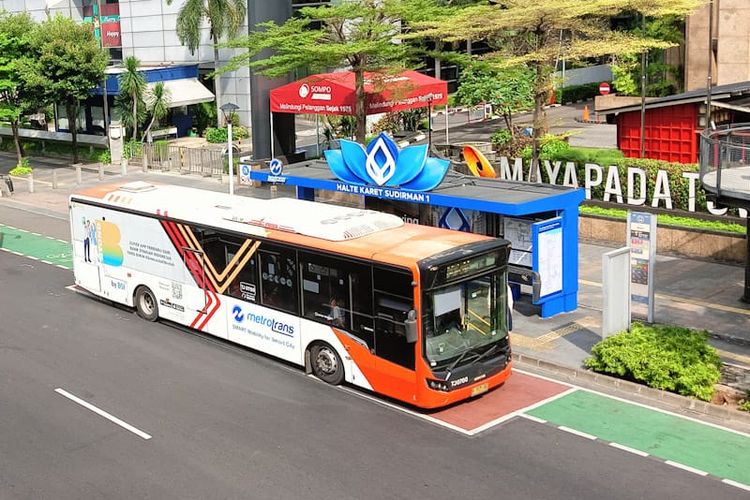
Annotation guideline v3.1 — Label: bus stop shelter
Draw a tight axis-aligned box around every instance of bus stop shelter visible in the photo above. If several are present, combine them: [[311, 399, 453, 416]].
[[268, 70, 449, 158], [243, 157, 586, 318]]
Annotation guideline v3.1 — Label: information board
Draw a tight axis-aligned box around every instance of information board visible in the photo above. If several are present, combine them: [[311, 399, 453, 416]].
[[503, 218, 533, 267], [533, 218, 563, 298], [628, 211, 657, 322]]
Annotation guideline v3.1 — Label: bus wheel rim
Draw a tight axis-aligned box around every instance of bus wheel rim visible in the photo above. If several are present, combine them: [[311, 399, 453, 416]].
[[315, 347, 337, 375], [141, 293, 154, 315]]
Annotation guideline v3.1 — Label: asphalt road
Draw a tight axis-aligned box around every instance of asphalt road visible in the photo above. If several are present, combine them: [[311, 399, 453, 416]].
[[0, 208, 746, 500]]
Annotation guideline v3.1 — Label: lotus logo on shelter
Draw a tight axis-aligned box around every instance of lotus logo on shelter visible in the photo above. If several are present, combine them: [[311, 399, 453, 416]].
[[324, 133, 450, 192]]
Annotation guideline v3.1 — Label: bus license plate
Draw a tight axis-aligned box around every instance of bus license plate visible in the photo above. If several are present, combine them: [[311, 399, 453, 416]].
[[471, 383, 489, 397]]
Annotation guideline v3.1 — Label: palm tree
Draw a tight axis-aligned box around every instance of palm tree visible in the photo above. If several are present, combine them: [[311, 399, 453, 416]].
[[167, 0, 247, 127], [117, 56, 146, 141], [142, 82, 172, 142]]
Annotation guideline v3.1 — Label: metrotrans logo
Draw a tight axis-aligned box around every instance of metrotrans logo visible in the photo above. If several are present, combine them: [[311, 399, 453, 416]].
[[232, 305, 295, 337]]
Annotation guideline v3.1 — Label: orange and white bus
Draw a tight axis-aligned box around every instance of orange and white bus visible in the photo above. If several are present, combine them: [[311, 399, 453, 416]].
[[70, 181, 512, 408]]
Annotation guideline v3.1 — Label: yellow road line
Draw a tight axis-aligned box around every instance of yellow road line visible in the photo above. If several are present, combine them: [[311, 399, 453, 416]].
[[717, 349, 750, 366], [579, 279, 750, 317]]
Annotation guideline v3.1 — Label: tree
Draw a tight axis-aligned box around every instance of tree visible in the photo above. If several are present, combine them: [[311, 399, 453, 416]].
[[143, 81, 172, 142], [20, 15, 108, 163], [408, 0, 704, 179], [167, 0, 247, 127], [455, 64, 534, 139], [0, 12, 40, 165], [222, 0, 452, 143], [116, 56, 146, 141]]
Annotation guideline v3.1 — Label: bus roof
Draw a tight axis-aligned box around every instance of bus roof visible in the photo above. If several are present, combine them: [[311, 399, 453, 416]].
[[72, 182, 497, 268]]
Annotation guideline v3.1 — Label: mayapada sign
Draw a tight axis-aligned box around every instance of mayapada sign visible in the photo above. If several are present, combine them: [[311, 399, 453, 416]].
[[492, 157, 747, 217]]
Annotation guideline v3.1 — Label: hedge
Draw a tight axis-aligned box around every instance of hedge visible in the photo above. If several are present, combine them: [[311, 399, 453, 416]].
[[558, 82, 609, 105], [585, 323, 721, 401]]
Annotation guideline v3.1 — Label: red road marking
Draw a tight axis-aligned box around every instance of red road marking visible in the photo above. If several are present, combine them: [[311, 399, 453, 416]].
[[430, 372, 571, 432]]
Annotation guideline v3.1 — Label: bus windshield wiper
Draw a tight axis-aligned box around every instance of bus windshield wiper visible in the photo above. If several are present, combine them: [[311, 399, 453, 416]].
[[469, 343, 501, 367], [445, 349, 476, 380]]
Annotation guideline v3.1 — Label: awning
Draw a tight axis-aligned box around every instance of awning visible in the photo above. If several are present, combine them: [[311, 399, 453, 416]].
[[270, 70, 448, 116], [148, 78, 214, 108]]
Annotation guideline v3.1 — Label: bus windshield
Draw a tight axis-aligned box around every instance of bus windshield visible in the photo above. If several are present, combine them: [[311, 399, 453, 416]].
[[424, 274, 506, 366]]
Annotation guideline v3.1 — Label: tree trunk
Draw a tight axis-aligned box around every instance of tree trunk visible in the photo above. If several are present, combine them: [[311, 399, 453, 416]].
[[354, 67, 366, 143], [10, 119, 23, 165], [213, 36, 222, 128], [132, 93, 138, 141], [68, 103, 79, 164], [530, 63, 548, 183]]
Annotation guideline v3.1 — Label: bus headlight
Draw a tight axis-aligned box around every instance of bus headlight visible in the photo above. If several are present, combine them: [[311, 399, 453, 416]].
[[426, 379, 450, 392]]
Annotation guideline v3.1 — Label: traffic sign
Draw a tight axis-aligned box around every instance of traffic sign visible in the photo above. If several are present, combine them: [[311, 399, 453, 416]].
[[599, 82, 611, 95]]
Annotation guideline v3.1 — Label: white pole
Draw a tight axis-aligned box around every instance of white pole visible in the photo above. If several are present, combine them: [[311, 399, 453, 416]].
[[445, 106, 449, 145], [269, 110, 275, 160], [228, 122, 234, 196], [315, 114, 320, 158]]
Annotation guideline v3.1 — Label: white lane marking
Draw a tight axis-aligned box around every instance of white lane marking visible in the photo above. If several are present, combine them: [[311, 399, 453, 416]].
[[558, 425, 597, 440], [515, 368, 750, 438], [54, 388, 152, 440], [57, 264, 69, 269], [609, 442, 649, 457], [664, 460, 708, 476], [722, 479, 750, 492], [519, 414, 547, 424]]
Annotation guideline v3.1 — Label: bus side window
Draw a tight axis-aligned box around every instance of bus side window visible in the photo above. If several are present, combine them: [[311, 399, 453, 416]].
[[299, 252, 374, 350], [373, 267, 415, 370], [258, 245, 298, 314]]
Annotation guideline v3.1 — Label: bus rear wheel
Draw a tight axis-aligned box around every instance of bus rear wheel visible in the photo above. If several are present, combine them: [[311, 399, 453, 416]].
[[310, 343, 345, 385], [135, 286, 159, 322]]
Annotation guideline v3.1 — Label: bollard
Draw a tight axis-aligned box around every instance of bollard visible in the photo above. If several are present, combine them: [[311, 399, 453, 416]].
[[98, 163, 104, 181], [52, 170, 58, 189], [28, 173, 34, 194], [76, 165, 82, 184], [121, 160, 127, 176]]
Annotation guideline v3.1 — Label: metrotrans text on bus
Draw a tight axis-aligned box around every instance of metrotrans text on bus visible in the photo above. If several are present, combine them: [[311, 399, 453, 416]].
[[69, 182, 512, 409]]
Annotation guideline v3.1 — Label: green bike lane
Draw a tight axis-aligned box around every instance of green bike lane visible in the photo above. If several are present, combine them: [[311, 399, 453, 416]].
[[0, 223, 73, 269], [525, 388, 750, 491]]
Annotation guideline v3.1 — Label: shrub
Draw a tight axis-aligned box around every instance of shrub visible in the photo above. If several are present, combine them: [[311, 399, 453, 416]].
[[205, 127, 228, 143], [585, 323, 721, 401], [123, 140, 142, 160], [233, 125, 249, 140], [739, 395, 750, 412], [490, 128, 512, 148], [9, 158, 32, 176], [558, 82, 606, 104], [98, 149, 112, 164]]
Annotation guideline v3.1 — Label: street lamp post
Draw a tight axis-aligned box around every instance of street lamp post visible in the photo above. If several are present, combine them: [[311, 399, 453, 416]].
[[220, 102, 239, 196]]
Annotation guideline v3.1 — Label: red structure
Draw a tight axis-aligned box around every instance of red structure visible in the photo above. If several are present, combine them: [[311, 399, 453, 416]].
[[270, 70, 448, 116], [605, 81, 750, 164], [616, 103, 699, 164]]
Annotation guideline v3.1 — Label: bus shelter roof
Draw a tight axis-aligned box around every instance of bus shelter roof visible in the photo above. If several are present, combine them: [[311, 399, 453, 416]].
[[269, 70, 448, 116], [249, 160, 585, 217]]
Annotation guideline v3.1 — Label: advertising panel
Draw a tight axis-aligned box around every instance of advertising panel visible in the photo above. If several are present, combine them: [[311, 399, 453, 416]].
[[628, 211, 657, 322], [226, 298, 302, 364]]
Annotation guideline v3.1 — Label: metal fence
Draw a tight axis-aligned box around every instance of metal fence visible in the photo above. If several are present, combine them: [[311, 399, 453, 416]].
[[131, 143, 224, 177], [700, 123, 750, 199]]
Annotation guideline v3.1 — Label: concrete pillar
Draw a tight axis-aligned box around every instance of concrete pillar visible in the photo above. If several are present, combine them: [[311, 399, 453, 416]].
[[27, 174, 34, 193], [52, 170, 58, 189], [76, 165, 82, 184], [98, 164, 104, 181]]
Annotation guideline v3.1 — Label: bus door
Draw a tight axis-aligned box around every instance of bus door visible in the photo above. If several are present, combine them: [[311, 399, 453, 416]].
[[371, 267, 417, 401], [182, 247, 210, 317]]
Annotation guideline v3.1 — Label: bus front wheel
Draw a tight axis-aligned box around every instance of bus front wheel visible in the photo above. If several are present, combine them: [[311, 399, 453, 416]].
[[135, 286, 159, 322], [310, 343, 345, 385]]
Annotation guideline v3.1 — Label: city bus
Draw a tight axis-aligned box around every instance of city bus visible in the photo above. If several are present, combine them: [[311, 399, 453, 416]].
[[69, 181, 512, 409]]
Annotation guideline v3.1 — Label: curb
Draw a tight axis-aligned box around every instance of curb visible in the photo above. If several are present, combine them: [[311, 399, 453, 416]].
[[512, 352, 750, 426]]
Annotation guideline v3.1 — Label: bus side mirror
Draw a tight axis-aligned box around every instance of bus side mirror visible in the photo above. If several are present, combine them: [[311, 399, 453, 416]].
[[405, 309, 417, 344]]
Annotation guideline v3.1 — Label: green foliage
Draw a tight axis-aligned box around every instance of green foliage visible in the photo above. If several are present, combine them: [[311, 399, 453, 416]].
[[205, 127, 229, 143], [143, 80, 171, 141], [221, 0, 450, 142], [372, 109, 428, 134], [123, 139, 142, 160], [739, 396, 750, 412], [152, 139, 170, 157], [580, 205, 746, 235], [232, 125, 249, 140], [490, 129, 512, 148], [169, 0, 247, 54], [455, 64, 534, 119], [585, 323, 721, 401], [10, 157, 31, 175], [98, 149, 111, 164], [116, 56, 147, 141], [558, 82, 605, 104], [194, 101, 217, 136]]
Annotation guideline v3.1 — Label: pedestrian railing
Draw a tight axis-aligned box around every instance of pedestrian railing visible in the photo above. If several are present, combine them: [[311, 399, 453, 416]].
[[132, 143, 224, 177], [700, 123, 750, 203]]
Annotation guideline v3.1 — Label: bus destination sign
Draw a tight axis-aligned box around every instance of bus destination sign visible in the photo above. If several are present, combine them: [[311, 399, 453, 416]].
[[445, 254, 497, 280]]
